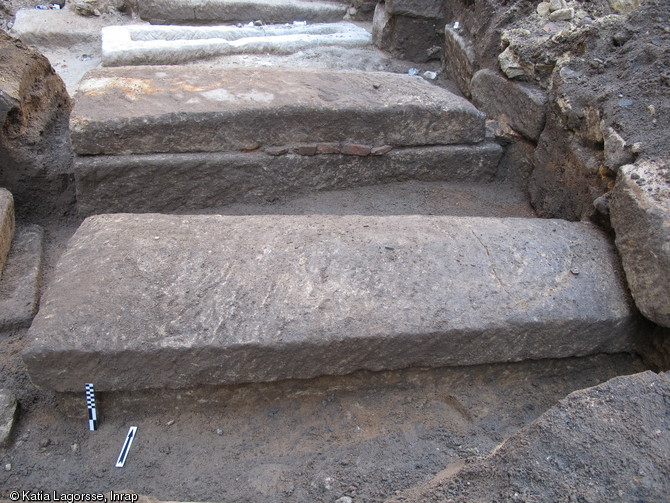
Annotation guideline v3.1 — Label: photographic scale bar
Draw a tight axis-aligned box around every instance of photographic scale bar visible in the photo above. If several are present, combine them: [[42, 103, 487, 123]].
[[116, 426, 138, 468], [85, 383, 97, 431]]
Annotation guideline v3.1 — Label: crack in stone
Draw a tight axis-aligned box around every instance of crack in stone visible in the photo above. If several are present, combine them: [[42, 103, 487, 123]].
[[471, 229, 511, 298]]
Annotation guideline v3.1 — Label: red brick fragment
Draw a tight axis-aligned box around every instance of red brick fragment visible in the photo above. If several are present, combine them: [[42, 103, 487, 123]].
[[341, 143, 372, 156], [370, 145, 393, 156], [316, 142, 341, 154], [296, 144, 317, 156]]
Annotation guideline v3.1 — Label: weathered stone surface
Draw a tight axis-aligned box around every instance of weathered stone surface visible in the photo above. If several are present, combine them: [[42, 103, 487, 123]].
[[0, 189, 14, 279], [372, 2, 443, 62], [471, 69, 548, 141], [24, 213, 639, 392], [0, 225, 45, 330], [442, 26, 476, 97], [74, 143, 502, 215], [0, 390, 18, 447], [101, 22, 372, 66], [388, 371, 670, 503], [138, 0, 348, 25], [71, 66, 484, 155], [610, 161, 670, 327], [385, 0, 445, 19], [0, 31, 74, 219]]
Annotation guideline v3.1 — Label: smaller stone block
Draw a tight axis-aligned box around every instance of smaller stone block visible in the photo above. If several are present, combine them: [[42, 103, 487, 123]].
[[0, 389, 17, 447], [0, 225, 44, 330], [443, 27, 476, 97], [471, 69, 548, 141], [138, 0, 348, 25], [0, 189, 15, 279], [610, 161, 670, 327], [385, 0, 444, 19]]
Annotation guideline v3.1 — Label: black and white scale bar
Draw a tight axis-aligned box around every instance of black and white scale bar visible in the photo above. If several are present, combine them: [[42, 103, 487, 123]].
[[85, 383, 97, 431], [116, 426, 137, 468]]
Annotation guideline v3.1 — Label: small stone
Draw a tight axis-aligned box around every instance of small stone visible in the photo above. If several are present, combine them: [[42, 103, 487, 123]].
[[215, 428, 223, 435], [537, 2, 551, 16], [549, 7, 574, 21], [341, 143, 372, 156], [372, 83, 381, 89], [264, 146, 289, 156], [296, 144, 318, 156], [71, 442, 79, 452], [571, 268, 580, 275], [549, 0, 567, 11], [253, 20, 263, 26], [423, 71, 438, 80], [336, 497, 353, 503], [347, 7, 357, 16], [166, 420, 175, 426], [316, 142, 341, 155], [4, 463, 11, 471], [39, 438, 51, 448], [370, 145, 393, 156]]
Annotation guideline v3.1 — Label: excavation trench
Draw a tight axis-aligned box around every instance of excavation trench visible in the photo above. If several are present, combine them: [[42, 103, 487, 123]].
[[0, 1, 668, 501]]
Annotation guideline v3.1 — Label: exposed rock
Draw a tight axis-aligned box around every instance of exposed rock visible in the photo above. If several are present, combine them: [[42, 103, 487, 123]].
[[0, 189, 14, 279], [0, 31, 74, 218], [388, 371, 670, 502], [471, 69, 548, 141], [610, 161, 670, 327]]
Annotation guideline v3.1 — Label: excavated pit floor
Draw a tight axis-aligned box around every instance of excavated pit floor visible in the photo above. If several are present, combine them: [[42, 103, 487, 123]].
[[0, 181, 650, 501]]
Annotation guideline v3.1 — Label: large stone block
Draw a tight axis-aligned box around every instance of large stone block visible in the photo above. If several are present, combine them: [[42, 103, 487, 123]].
[[138, 0, 348, 25], [71, 66, 484, 156], [74, 143, 502, 215], [610, 161, 670, 327], [101, 22, 372, 66], [0, 189, 14, 279], [25, 214, 639, 391], [471, 69, 547, 141]]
